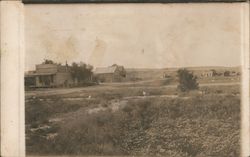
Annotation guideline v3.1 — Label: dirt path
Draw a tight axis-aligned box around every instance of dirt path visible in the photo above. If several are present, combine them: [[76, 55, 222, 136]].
[[25, 81, 240, 98]]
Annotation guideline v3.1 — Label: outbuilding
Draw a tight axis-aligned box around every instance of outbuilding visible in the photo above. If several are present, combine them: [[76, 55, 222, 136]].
[[94, 64, 126, 82]]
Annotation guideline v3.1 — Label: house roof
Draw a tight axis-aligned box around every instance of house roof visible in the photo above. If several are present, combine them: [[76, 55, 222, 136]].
[[94, 66, 117, 74]]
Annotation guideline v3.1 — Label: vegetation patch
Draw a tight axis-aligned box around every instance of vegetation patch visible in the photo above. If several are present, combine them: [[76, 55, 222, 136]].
[[26, 90, 240, 156]]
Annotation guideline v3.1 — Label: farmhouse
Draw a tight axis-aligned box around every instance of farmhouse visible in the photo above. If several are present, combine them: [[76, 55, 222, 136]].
[[193, 70, 213, 78], [25, 63, 74, 88], [94, 64, 126, 82], [200, 70, 213, 77]]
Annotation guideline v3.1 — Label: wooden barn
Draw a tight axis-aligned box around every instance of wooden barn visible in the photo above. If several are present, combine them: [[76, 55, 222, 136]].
[[94, 64, 126, 82]]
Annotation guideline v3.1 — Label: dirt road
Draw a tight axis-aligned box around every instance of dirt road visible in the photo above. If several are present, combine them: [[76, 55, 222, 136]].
[[25, 80, 240, 98]]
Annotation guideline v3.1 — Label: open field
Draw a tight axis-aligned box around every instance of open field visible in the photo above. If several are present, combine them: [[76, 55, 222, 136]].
[[25, 79, 240, 157]]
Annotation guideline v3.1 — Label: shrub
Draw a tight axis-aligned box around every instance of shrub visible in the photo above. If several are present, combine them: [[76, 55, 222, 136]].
[[177, 69, 199, 92]]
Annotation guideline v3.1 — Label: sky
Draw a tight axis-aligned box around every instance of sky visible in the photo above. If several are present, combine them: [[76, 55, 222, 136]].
[[25, 3, 243, 71]]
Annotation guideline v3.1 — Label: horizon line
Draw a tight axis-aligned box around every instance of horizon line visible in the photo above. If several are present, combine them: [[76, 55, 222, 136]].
[[25, 64, 241, 72]]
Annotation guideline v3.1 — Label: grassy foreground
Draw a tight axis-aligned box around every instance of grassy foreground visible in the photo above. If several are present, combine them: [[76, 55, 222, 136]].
[[25, 84, 240, 157]]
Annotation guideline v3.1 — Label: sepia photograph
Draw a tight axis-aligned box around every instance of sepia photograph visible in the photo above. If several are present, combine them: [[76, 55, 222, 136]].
[[23, 3, 246, 157]]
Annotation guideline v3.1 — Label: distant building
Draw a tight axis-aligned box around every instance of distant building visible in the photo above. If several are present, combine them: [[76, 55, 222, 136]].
[[201, 70, 213, 77], [229, 71, 238, 76], [163, 73, 171, 78], [94, 64, 126, 82], [223, 70, 240, 77], [193, 70, 213, 78], [25, 63, 74, 88]]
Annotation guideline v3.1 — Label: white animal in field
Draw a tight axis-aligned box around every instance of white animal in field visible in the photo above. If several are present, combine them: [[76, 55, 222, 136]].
[[143, 91, 146, 96], [88, 95, 91, 99]]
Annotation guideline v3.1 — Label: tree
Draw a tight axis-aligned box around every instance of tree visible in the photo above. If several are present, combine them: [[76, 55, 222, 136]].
[[211, 69, 217, 76], [70, 62, 93, 83], [224, 71, 230, 77], [43, 59, 54, 64], [177, 69, 199, 92]]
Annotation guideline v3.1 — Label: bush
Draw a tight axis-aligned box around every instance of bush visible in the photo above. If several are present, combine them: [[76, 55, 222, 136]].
[[177, 69, 199, 92]]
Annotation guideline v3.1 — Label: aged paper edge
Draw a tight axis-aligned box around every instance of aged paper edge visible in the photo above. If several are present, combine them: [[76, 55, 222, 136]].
[[21, 0, 247, 4], [0, 1, 249, 157], [0, 1, 25, 156], [241, 2, 250, 157]]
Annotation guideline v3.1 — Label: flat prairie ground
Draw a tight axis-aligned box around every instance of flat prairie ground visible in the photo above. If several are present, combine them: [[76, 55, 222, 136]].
[[25, 78, 241, 157]]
